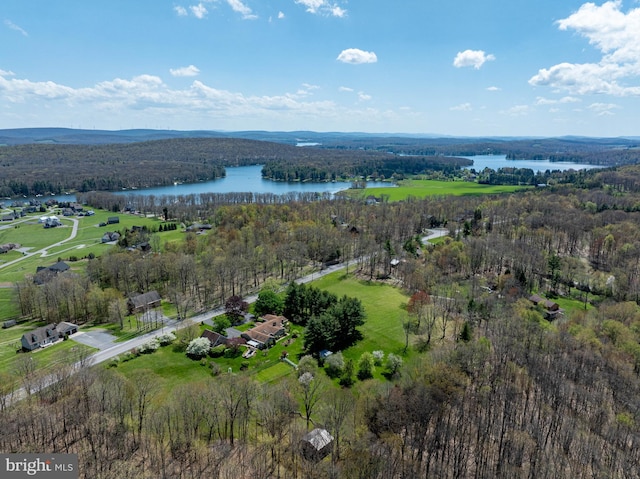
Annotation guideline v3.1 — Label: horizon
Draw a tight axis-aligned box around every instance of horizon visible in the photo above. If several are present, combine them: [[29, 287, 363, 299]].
[[2, 1, 640, 137], [1, 126, 639, 142]]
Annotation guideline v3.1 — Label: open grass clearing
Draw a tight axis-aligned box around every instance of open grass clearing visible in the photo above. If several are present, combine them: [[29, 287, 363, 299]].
[[0, 288, 19, 319], [0, 207, 181, 284], [311, 272, 411, 366], [354, 179, 526, 201], [0, 338, 96, 387]]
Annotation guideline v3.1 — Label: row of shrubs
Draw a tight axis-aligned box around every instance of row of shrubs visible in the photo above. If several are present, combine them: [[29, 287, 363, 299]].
[[107, 332, 177, 367]]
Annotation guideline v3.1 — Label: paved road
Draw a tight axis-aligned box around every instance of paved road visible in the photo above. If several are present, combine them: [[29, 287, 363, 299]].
[[3, 228, 451, 405], [0, 217, 79, 270]]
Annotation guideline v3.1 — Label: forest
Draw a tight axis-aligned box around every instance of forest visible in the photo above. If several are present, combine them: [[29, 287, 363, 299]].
[[1, 161, 640, 478], [2, 133, 639, 197]]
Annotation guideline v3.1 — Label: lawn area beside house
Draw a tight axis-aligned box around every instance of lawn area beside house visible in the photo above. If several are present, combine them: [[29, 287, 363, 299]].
[[354, 179, 525, 202], [114, 345, 214, 403], [0, 336, 96, 388], [110, 323, 305, 397], [0, 288, 19, 319], [311, 272, 411, 362]]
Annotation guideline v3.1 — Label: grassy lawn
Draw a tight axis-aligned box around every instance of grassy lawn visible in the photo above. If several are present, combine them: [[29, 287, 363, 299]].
[[114, 345, 214, 402], [353, 179, 526, 202], [312, 272, 411, 363], [111, 323, 305, 397], [0, 337, 96, 386], [0, 207, 181, 284], [86, 316, 166, 342], [0, 288, 19, 319]]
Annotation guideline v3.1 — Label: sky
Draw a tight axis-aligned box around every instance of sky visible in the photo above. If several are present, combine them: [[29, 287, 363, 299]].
[[1, 0, 640, 137]]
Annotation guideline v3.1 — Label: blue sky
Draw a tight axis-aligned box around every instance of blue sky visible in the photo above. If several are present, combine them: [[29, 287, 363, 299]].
[[1, 0, 640, 136]]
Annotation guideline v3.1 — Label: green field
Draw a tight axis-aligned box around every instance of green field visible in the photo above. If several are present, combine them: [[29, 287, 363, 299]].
[[355, 179, 526, 201], [0, 289, 19, 318], [111, 272, 411, 390], [0, 332, 96, 388], [0, 207, 181, 284], [312, 272, 411, 364]]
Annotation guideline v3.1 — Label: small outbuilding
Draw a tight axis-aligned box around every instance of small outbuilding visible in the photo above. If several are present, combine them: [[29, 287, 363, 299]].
[[300, 428, 334, 462]]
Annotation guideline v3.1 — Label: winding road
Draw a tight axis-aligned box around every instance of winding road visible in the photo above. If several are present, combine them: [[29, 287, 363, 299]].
[[0, 217, 79, 270]]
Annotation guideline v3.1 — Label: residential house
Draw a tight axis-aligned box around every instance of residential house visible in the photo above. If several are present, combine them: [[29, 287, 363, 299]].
[[43, 216, 62, 228], [200, 330, 228, 348], [300, 428, 334, 462], [101, 231, 121, 243], [127, 290, 162, 314], [34, 261, 70, 285], [241, 314, 288, 349], [528, 294, 563, 320], [21, 322, 78, 351], [107, 216, 120, 224]]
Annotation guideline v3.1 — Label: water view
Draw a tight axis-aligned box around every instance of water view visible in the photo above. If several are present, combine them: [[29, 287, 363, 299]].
[[112, 164, 382, 198], [462, 154, 603, 173], [19, 157, 602, 205]]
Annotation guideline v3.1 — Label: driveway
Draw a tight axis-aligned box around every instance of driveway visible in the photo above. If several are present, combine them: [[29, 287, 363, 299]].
[[71, 330, 118, 350]]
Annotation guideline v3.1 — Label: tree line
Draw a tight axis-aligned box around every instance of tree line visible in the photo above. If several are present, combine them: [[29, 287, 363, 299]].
[[5, 163, 640, 477]]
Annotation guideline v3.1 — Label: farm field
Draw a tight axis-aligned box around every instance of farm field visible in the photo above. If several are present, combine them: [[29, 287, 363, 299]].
[[357, 178, 526, 201]]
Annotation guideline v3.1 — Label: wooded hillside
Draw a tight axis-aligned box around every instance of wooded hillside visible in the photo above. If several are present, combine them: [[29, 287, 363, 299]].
[[2, 161, 640, 478]]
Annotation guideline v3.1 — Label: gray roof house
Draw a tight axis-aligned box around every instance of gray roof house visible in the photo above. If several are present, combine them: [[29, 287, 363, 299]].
[[127, 291, 162, 314], [34, 261, 70, 285], [21, 322, 78, 351]]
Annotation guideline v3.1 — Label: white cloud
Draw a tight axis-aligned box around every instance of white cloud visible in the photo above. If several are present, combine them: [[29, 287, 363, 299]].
[[331, 6, 347, 18], [501, 105, 530, 116], [278, 11, 285, 19], [588, 102, 620, 115], [170, 65, 201, 77], [453, 50, 495, 69], [337, 48, 378, 64], [536, 96, 581, 105], [358, 91, 371, 101], [295, 0, 347, 17], [0, 69, 15, 77], [486, 86, 501, 91], [174, 6, 188, 16], [450, 103, 472, 111], [0, 72, 385, 129], [226, 0, 257, 19], [339, 86, 353, 92], [4, 20, 28, 37], [190, 3, 208, 19], [529, 1, 640, 96]]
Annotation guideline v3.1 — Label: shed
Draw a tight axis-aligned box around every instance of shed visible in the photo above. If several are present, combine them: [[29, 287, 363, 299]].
[[300, 428, 334, 462]]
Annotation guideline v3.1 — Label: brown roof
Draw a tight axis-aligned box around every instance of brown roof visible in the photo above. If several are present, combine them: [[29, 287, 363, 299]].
[[244, 315, 287, 344], [201, 330, 227, 348]]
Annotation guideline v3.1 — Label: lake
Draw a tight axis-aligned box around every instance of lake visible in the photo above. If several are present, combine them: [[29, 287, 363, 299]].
[[16, 156, 601, 205], [462, 154, 603, 173], [113, 165, 386, 198]]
